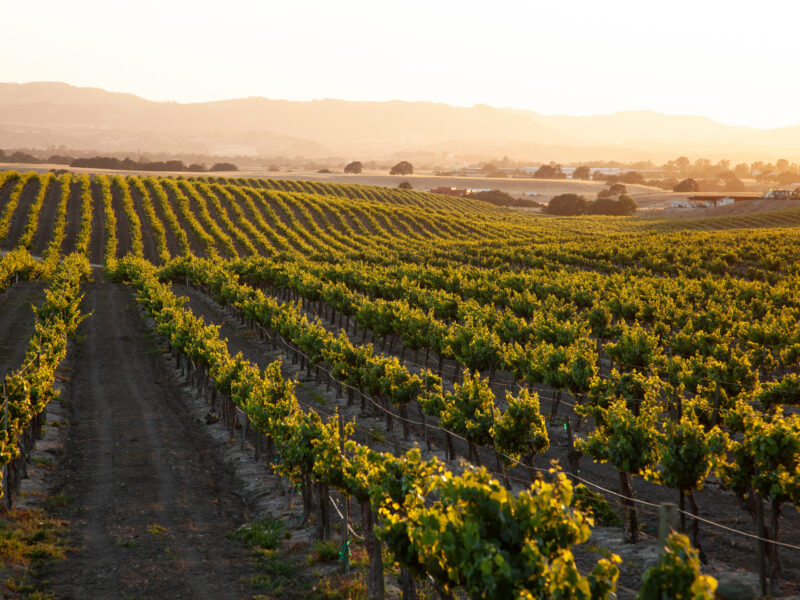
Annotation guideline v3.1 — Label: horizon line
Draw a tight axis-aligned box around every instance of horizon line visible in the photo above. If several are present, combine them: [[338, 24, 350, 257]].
[[5, 80, 797, 133]]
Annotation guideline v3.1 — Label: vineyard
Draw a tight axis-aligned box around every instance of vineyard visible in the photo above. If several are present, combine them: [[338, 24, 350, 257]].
[[0, 169, 799, 598]]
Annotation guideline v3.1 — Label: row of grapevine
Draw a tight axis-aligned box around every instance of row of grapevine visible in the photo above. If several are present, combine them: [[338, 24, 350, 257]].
[[113, 174, 144, 258], [0, 252, 90, 503], [0, 172, 34, 242], [42, 173, 72, 270], [113, 255, 634, 599], [17, 173, 53, 250]]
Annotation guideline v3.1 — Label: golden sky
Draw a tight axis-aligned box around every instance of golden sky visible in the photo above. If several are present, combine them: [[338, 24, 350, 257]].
[[3, 0, 799, 129]]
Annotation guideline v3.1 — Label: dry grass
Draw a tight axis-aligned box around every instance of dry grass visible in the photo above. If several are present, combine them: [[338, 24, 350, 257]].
[[0, 506, 71, 597], [250, 169, 662, 198]]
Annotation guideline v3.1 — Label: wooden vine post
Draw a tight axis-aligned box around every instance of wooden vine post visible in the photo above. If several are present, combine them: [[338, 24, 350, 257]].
[[339, 413, 350, 575]]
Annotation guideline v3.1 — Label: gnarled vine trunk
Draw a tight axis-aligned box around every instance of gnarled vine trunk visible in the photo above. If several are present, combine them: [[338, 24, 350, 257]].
[[361, 500, 385, 600], [619, 470, 638, 543]]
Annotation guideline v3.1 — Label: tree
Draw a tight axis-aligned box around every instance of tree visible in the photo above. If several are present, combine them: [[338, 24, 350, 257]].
[[673, 178, 700, 192], [544, 193, 589, 215], [721, 175, 745, 192], [534, 164, 566, 179], [397, 181, 412, 189], [344, 161, 363, 174], [210, 162, 238, 171], [390, 161, 413, 175], [46, 154, 74, 165], [587, 197, 621, 214], [586, 194, 636, 215], [573, 165, 591, 180], [609, 183, 627, 195], [618, 171, 644, 184], [484, 167, 506, 178], [616, 194, 637, 215]]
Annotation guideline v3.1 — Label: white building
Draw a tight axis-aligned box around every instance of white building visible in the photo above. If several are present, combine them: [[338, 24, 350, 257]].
[[671, 197, 735, 209]]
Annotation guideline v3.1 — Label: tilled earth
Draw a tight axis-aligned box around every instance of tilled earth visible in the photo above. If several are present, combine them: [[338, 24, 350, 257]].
[[48, 278, 262, 599]]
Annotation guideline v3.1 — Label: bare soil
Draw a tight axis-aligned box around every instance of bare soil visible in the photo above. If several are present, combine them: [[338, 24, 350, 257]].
[[0, 178, 22, 222], [127, 180, 162, 264], [192, 186, 246, 258], [110, 179, 133, 258], [61, 179, 83, 256], [161, 185, 207, 258], [87, 181, 105, 266], [652, 198, 800, 219], [48, 276, 263, 599], [1, 176, 40, 250], [0, 281, 45, 375], [31, 178, 63, 256]]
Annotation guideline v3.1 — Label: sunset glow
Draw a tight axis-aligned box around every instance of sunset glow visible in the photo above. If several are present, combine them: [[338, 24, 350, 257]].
[[3, 0, 800, 128]]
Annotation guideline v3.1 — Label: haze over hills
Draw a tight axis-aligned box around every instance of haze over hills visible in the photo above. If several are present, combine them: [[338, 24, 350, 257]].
[[1, 81, 798, 164]]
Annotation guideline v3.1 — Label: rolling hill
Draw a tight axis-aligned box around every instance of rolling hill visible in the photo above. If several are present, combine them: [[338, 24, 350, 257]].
[[2, 81, 799, 162]]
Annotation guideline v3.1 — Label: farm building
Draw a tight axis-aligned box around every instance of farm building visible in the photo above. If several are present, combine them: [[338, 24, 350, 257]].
[[763, 188, 800, 200], [430, 187, 468, 197], [671, 196, 736, 209]]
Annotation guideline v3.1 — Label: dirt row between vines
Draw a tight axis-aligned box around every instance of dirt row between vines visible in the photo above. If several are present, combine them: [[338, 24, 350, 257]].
[[0, 282, 45, 376], [41, 277, 258, 598]]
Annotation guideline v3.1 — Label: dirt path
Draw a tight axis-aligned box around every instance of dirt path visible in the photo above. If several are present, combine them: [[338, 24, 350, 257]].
[[0, 177, 21, 217], [1, 176, 40, 250], [110, 179, 133, 258], [31, 177, 63, 256], [61, 180, 83, 255], [129, 182, 163, 263], [49, 277, 260, 599], [87, 181, 105, 266], [162, 186, 208, 257], [0, 281, 45, 375]]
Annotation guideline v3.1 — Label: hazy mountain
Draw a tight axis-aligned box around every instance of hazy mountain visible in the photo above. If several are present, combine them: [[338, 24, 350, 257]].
[[1, 81, 798, 162]]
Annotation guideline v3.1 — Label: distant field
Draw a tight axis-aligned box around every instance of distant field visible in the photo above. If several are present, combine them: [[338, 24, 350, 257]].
[[1, 162, 661, 200], [1, 170, 800, 598], [2, 162, 788, 216], [655, 198, 800, 218], [249, 169, 665, 199]]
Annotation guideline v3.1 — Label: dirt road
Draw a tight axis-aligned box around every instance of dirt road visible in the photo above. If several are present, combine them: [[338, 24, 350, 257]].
[[49, 277, 259, 599]]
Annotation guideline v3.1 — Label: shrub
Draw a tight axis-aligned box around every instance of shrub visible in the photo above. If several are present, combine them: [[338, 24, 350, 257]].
[[673, 178, 700, 192], [544, 193, 588, 215]]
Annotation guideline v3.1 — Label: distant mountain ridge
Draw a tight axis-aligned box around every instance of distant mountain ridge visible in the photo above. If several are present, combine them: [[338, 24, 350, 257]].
[[1, 81, 798, 163]]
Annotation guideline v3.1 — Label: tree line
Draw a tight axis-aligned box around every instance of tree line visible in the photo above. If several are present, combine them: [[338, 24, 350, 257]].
[[70, 156, 237, 172], [0, 149, 237, 172], [544, 193, 637, 216]]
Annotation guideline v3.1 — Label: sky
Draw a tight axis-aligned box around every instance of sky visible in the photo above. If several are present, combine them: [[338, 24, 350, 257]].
[[2, 0, 799, 129]]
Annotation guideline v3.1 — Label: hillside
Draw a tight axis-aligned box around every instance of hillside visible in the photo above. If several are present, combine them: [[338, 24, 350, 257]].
[[2, 171, 800, 597], [3, 82, 800, 162]]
